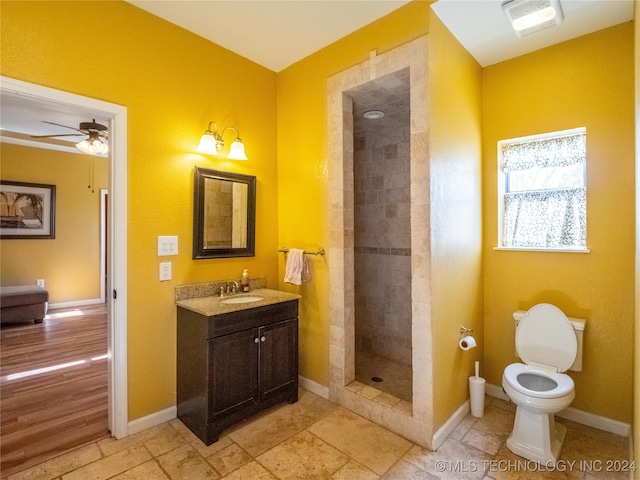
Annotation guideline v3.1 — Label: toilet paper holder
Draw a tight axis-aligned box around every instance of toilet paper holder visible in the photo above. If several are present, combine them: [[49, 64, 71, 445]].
[[460, 325, 473, 335]]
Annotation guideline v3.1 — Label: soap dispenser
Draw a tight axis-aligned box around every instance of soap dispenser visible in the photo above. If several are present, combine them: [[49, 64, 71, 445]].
[[241, 269, 250, 292]]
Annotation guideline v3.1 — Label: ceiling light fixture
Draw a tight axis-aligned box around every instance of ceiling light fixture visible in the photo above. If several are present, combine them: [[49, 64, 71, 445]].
[[502, 0, 563, 38], [196, 121, 247, 160], [363, 110, 385, 120], [76, 135, 108, 156]]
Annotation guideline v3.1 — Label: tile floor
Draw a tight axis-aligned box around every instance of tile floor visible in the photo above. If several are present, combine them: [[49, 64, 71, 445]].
[[355, 350, 412, 404], [3, 388, 630, 480]]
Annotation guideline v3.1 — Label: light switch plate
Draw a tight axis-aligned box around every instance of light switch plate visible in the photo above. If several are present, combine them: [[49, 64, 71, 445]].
[[160, 262, 172, 281], [158, 236, 178, 256]]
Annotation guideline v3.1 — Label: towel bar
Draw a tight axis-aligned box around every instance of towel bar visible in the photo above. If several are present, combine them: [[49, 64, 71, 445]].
[[278, 247, 325, 256]]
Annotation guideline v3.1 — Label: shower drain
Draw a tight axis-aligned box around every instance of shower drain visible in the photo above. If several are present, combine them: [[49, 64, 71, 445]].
[[371, 376, 383, 383]]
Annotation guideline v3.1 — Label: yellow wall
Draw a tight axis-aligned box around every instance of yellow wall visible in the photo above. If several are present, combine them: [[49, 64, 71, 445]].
[[277, 2, 483, 431], [634, 0, 639, 468], [428, 14, 483, 429], [276, 0, 431, 386], [483, 23, 635, 423], [1, 0, 278, 420], [2, 0, 635, 433], [0, 144, 108, 304]]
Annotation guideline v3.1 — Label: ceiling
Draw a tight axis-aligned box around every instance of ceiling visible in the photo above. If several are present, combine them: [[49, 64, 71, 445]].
[[126, 0, 413, 73], [0, 91, 111, 155], [352, 69, 410, 137], [1, 0, 634, 151], [127, 0, 634, 71], [433, 0, 634, 67]]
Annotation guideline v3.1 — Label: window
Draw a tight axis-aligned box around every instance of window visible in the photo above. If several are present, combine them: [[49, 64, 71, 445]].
[[498, 128, 587, 251]]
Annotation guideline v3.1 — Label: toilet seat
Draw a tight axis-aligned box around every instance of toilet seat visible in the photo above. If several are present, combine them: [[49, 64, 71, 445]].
[[516, 303, 577, 373], [503, 363, 574, 399]]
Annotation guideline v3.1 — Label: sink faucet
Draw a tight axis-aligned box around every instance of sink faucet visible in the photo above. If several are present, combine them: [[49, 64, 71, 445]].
[[227, 281, 239, 295]]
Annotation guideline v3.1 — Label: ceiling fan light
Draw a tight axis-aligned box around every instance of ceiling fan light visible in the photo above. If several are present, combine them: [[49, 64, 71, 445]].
[[76, 137, 108, 156], [227, 138, 248, 160]]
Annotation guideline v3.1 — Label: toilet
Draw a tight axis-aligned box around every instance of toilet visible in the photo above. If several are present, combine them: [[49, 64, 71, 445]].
[[502, 303, 585, 464]]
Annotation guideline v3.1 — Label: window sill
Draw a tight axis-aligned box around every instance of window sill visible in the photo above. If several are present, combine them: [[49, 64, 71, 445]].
[[493, 246, 590, 253]]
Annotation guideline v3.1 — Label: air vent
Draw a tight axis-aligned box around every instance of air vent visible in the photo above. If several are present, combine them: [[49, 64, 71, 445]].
[[502, 0, 563, 37]]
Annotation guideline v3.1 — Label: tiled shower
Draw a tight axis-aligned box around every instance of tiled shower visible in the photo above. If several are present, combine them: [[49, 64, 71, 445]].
[[328, 37, 432, 447], [351, 69, 413, 403]]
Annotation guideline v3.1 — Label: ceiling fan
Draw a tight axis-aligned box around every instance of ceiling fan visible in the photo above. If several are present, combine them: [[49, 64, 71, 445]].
[[31, 119, 109, 156]]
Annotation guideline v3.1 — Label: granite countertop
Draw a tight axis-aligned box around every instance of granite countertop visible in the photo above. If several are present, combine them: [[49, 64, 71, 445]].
[[176, 288, 301, 317]]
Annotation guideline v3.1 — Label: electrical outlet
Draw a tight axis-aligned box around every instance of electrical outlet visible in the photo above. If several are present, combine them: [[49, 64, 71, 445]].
[[36, 279, 45, 288], [158, 236, 178, 256], [159, 262, 172, 281]]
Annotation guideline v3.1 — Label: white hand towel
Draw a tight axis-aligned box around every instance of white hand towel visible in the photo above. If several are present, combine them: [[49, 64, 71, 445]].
[[284, 248, 312, 285]]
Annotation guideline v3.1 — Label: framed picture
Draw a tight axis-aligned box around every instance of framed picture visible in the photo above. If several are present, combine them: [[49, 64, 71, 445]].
[[0, 181, 56, 239]]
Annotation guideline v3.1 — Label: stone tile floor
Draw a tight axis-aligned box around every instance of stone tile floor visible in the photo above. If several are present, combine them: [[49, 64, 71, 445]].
[[3, 388, 630, 480], [355, 350, 412, 404]]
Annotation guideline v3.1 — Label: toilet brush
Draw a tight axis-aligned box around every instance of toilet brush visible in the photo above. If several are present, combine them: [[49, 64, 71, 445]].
[[470, 360, 485, 417]]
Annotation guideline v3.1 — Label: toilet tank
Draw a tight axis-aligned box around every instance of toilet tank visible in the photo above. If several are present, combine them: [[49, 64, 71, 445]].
[[513, 310, 585, 372]]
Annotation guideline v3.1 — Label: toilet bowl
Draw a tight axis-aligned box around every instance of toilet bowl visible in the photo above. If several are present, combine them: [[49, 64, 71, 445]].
[[502, 303, 581, 464]]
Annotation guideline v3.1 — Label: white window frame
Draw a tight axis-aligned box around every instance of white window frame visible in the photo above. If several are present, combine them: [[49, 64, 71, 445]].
[[496, 127, 589, 253]]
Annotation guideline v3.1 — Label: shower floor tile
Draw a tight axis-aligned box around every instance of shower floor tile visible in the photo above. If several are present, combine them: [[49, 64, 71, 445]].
[[355, 350, 412, 403]]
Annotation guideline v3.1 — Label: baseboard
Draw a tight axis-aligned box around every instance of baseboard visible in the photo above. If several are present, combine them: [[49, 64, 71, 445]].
[[559, 406, 631, 437], [298, 375, 329, 399], [125, 379, 326, 438], [432, 400, 470, 450], [128, 406, 177, 436], [485, 382, 510, 401], [48, 298, 104, 310], [486, 383, 631, 437]]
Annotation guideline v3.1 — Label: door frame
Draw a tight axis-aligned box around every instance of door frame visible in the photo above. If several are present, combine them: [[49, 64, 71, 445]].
[[0, 76, 129, 439]]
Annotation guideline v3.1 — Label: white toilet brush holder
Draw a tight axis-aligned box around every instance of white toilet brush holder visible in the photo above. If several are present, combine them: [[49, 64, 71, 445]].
[[469, 361, 486, 418]]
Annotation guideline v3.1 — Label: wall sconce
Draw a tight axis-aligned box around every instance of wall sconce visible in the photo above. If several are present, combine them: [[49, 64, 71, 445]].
[[196, 121, 248, 160]]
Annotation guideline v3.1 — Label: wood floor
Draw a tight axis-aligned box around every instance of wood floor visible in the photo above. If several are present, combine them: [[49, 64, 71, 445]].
[[0, 304, 110, 476]]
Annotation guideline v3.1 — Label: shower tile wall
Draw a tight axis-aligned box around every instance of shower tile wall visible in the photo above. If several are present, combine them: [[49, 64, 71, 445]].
[[204, 179, 233, 248], [354, 122, 412, 366]]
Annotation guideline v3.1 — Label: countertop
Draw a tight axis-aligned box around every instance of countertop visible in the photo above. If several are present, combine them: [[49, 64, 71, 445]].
[[176, 288, 301, 317]]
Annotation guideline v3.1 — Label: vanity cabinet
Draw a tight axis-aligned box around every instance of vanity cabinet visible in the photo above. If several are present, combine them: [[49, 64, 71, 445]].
[[177, 299, 298, 445]]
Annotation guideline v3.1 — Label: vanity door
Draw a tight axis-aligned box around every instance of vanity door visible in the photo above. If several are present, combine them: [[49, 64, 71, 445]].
[[258, 318, 298, 400], [209, 328, 259, 420]]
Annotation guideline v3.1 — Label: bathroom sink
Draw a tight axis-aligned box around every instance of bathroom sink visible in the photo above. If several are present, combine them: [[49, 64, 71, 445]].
[[220, 295, 263, 304]]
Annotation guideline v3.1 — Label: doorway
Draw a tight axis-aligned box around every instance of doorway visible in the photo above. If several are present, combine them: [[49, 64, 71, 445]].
[[350, 69, 413, 403], [326, 38, 434, 448], [0, 77, 128, 447]]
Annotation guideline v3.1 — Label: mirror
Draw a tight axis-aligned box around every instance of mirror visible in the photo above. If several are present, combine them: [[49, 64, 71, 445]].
[[193, 167, 256, 259]]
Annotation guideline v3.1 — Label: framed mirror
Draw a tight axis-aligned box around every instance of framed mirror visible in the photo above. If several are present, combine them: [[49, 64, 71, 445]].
[[193, 167, 256, 259]]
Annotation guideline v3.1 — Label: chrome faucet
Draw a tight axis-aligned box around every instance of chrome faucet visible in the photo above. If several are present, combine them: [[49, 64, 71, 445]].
[[220, 281, 240, 297], [227, 281, 239, 295]]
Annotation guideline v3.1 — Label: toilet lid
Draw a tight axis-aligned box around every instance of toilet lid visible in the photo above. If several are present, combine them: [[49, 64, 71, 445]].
[[516, 303, 577, 372]]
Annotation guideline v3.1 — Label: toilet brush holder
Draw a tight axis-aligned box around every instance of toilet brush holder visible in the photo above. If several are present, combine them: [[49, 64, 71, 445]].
[[469, 376, 486, 418], [469, 361, 485, 418]]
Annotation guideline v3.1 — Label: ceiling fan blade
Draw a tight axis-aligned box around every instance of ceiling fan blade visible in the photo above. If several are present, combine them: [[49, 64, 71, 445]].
[[41, 120, 83, 133], [31, 133, 85, 138]]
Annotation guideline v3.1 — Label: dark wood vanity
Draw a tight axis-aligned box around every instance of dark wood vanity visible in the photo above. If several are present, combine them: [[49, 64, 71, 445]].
[[176, 289, 299, 445]]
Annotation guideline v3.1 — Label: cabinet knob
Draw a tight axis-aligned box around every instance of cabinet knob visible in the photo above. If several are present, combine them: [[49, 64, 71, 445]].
[[254, 338, 260, 343], [260, 336, 266, 342]]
